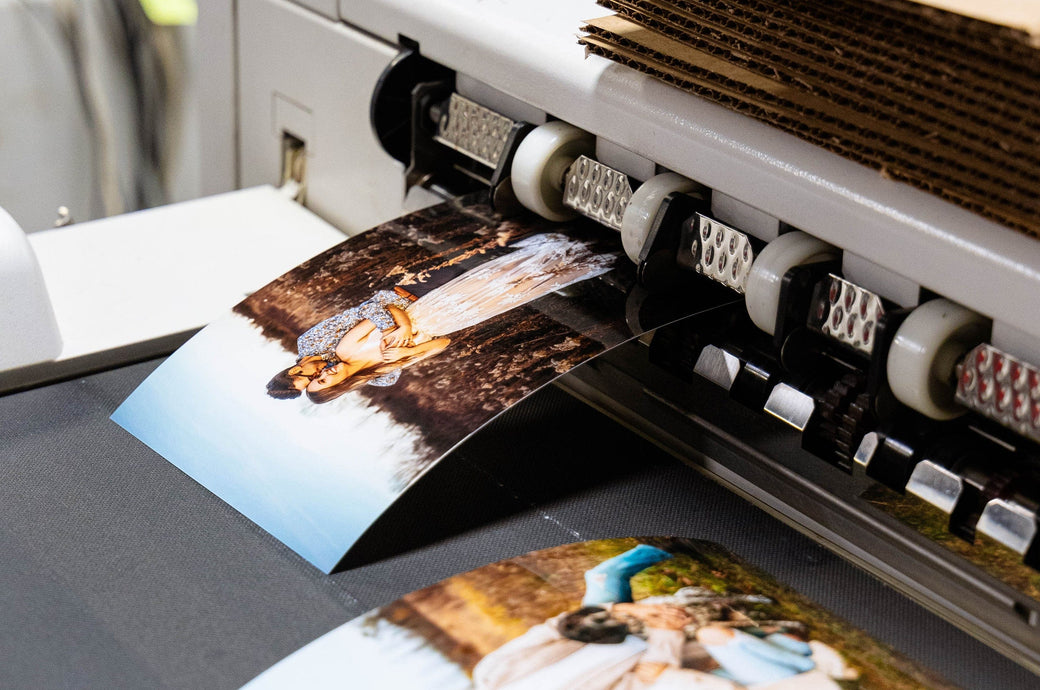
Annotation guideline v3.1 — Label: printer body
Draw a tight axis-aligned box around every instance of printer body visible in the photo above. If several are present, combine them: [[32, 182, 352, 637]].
[[200, 0, 1040, 671], [8, 0, 1040, 674]]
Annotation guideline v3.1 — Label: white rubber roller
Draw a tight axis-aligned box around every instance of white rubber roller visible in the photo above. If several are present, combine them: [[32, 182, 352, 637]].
[[744, 231, 839, 335], [620, 173, 699, 263], [887, 298, 989, 420], [510, 121, 594, 221]]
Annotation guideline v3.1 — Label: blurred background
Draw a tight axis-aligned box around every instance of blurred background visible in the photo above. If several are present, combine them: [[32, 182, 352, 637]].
[[0, 0, 199, 231]]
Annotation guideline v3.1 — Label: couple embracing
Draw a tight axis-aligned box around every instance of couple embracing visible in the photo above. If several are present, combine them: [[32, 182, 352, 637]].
[[267, 233, 617, 404]]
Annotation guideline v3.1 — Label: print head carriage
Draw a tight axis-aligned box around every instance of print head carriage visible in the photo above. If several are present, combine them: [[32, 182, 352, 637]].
[[266, 234, 617, 403]]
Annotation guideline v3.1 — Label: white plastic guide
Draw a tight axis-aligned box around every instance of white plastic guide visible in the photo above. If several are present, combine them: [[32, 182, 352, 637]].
[[0, 208, 62, 371], [1, 186, 345, 392]]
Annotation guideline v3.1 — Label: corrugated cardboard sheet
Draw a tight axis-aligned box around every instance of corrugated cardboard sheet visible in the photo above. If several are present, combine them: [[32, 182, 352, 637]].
[[580, 0, 1040, 239]]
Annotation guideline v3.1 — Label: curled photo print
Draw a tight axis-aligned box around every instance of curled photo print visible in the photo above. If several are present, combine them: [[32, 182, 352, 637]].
[[111, 198, 696, 572]]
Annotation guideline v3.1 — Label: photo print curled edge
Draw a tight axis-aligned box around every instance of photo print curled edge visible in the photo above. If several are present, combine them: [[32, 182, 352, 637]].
[[111, 198, 712, 572]]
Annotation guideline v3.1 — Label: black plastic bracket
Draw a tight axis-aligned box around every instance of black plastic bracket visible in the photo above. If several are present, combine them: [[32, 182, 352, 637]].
[[772, 259, 842, 352], [370, 47, 454, 166], [635, 192, 709, 292]]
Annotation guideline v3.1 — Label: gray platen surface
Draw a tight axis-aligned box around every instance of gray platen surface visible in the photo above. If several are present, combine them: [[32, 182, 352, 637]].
[[0, 358, 1034, 689]]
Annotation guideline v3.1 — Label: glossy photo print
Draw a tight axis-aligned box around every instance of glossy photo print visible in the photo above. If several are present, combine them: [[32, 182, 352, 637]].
[[245, 537, 952, 689], [112, 198, 688, 572]]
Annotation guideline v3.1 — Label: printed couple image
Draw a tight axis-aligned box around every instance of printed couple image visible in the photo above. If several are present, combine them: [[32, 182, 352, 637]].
[[246, 537, 953, 689], [264, 230, 614, 404], [113, 199, 656, 571]]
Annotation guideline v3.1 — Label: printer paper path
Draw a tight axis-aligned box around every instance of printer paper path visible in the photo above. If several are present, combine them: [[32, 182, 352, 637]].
[[244, 537, 952, 689], [112, 198, 691, 572]]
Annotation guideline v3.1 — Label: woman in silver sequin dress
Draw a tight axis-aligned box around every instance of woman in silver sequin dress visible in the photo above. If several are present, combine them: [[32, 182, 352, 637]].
[[265, 289, 445, 399], [273, 233, 616, 403]]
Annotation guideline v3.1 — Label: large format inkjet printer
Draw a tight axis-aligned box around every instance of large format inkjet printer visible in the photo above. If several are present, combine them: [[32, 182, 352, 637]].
[[5, 0, 1040, 679]]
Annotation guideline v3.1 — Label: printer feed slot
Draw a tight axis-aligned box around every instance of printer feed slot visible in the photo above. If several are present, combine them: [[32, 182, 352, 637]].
[[279, 132, 306, 202]]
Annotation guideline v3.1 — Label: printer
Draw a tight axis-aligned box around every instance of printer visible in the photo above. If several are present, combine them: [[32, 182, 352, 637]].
[[5, 0, 1040, 679], [208, 0, 1040, 670]]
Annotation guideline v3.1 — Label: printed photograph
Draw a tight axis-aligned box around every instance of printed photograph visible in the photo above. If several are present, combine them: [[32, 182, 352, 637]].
[[245, 537, 952, 689], [862, 483, 1040, 602], [112, 198, 677, 572]]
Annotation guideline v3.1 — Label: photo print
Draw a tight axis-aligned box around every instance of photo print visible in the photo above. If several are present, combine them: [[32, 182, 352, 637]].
[[244, 537, 952, 689], [112, 197, 698, 572], [862, 483, 1040, 603]]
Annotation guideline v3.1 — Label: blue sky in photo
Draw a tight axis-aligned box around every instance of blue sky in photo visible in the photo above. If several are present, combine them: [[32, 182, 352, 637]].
[[111, 314, 424, 572]]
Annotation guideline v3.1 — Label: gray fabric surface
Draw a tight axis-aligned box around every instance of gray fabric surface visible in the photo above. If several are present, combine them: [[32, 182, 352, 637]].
[[0, 359, 1034, 688]]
